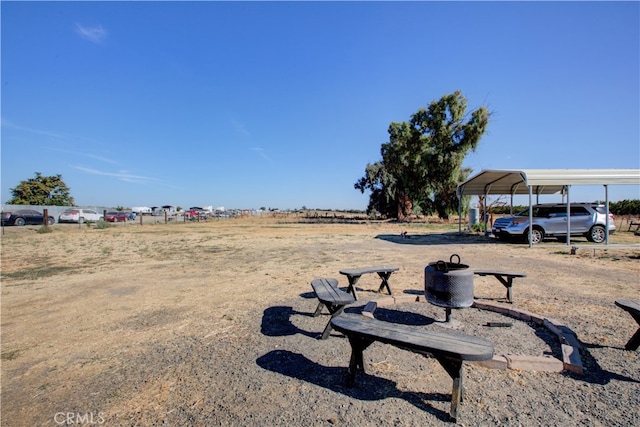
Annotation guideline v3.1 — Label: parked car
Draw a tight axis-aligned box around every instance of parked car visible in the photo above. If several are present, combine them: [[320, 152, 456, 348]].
[[1, 209, 55, 226], [492, 203, 615, 244], [105, 211, 129, 222], [185, 207, 208, 220], [58, 209, 104, 223]]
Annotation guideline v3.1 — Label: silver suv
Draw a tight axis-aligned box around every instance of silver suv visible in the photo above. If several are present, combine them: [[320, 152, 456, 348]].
[[492, 203, 615, 244]]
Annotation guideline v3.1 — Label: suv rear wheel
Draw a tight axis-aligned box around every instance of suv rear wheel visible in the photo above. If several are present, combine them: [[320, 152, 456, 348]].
[[587, 225, 606, 243], [525, 227, 544, 244]]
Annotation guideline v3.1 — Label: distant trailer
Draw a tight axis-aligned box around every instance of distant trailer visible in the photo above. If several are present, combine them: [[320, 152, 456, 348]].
[[131, 206, 152, 215]]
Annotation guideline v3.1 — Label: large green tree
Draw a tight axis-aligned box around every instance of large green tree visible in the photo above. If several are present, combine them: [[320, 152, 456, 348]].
[[7, 172, 75, 206], [355, 91, 489, 220]]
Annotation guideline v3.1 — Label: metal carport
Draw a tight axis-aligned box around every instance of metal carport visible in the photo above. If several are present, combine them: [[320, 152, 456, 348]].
[[456, 169, 640, 246]]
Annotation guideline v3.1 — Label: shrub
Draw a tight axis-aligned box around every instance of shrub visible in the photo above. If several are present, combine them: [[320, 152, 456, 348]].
[[36, 226, 54, 234], [94, 220, 111, 229], [470, 222, 484, 233]]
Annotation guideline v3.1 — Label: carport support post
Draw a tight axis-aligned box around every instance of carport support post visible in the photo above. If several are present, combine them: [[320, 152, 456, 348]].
[[457, 197, 462, 234], [528, 187, 533, 247], [605, 185, 610, 244], [483, 191, 489, 234], [565, 186, 571, 246]]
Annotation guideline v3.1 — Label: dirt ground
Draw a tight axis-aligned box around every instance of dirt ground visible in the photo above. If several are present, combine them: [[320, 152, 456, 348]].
[[1, 217, 639, 426]]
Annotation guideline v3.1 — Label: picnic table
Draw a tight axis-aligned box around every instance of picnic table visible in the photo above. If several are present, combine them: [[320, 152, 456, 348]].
[[615, 299, 640, 350], [339, 265, 399, 300], [473, 270, 527, 303], [311, 278, 355, 340], [331, 313, 494, 421], [627, 219, 640, 232]]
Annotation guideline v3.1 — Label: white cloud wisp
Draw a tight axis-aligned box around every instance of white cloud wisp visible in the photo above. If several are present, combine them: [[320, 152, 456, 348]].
[[74, 23, 108, 44]]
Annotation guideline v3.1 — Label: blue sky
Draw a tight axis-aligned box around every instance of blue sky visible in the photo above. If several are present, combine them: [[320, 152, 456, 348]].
[[2, 1, 639, 210]]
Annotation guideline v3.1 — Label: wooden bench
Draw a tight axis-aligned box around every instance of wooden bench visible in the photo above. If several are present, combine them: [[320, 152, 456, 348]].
[[627, 220, 640, 232], [615, 299, 640, 350], [330, 313, 494, 421], [311, 278, 355, 340], [339, 265, 399, 300], [473, 270, 526, 303]]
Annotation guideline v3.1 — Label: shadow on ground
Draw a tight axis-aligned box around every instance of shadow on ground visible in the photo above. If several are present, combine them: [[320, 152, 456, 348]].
[[261, 306, 318, 338], [261, 305, 362, 339], [575, 342, 639, 385], [256, 349, 453, 422], [376, 232, 503, 246]]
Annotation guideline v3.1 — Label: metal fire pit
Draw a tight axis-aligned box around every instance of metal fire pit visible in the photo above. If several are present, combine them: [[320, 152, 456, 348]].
[[425, 254, 474, 322]]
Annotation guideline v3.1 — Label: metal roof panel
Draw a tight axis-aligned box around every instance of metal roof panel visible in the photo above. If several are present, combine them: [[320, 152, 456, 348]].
[[457, 169, 640, 196]]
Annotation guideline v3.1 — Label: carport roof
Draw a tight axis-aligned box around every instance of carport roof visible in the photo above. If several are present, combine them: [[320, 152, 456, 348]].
[[457, 169, 640, 197]]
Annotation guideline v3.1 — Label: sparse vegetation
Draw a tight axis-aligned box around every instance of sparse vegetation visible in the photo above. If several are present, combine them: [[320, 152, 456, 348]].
[[36, 225, 54, 234]]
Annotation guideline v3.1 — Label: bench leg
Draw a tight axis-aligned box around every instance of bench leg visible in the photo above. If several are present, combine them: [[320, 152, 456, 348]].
[[625, 328, 640, 351], [346, 276, 361, 301], [313, 302, 324, 317], [617, 306, 640, 351], [434, 356, 464, 421], [376, 272, 394, 295], [493, 275, 514, 303], [345, 336, 374, 387], [320, 304, 347, 340]]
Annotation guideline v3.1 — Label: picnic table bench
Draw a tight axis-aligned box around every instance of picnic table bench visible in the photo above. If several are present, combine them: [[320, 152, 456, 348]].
[[614, 299, 640, 350], [311, 278, 355, 340], [473, 270, 527, 303], [339, 265, 399, 300], [628, 219, 640, 233], [330, 313, 494, 421]]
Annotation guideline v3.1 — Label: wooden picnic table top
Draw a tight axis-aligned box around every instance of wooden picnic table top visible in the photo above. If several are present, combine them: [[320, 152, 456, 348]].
[[474, 270, 527, 278], [311, 278, 354, 306], [331, 313, 494, 362], [339, 265, 399, 277]]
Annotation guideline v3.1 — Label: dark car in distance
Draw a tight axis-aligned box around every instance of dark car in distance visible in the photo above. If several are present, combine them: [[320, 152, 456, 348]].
[[1, 210, 55, 226], [105, 211, 129, 222]]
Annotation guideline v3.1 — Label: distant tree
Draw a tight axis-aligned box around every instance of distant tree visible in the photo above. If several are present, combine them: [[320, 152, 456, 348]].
[[7, 172, 75, 206], [354, 161, 397, 218], [607, 199, 640, 216], [355, 91, 489, 220]]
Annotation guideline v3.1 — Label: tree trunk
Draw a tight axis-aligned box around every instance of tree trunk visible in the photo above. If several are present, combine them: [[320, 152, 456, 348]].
[[396, 189, 413, 222]]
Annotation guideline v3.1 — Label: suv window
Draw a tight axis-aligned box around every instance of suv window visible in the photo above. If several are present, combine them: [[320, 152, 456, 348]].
[[570, 206, 590, 216], [531, 206, 552, 217], [548, 206, 567, 217]]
